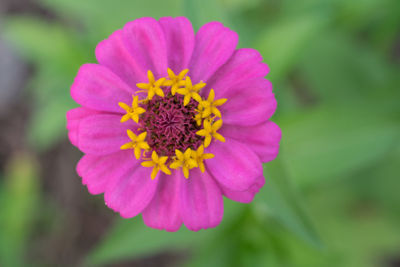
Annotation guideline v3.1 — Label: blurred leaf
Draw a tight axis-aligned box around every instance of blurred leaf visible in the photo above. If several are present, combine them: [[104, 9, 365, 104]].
[[3, 16, 87, 72], [299, 31, 400, 106], [26, 66, 77, 150], [87, 197, 248, 266], [39, 0, 183, 41], [287, 175, 400, 267], [0, 153, 40, 267], [337, 0, 396, 32], [3, 17, 87, 150], [280, 105, 400, 188], [183, 0, 229, 30], [28, 95, 75, 150], [187, 206, 294, 267], [260, 159, 321, 247], [255, 14, 328, 82], [86, 218, 218, 266], [353, 144, 400, 216]]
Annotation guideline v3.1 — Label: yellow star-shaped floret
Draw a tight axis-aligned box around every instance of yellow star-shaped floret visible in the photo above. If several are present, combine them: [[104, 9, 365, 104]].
[[196, 119, 226, 148], [199, 89, 227, 118], [194, 108, 204, 126], [192, 145, 214, 173], [136, 70, 166, 100], [141, 151, 171, 179], [176, 76, 205, 106], [170, 148, 198, 178], [163, 68, 189, 95], [120, 130, 150, 159], [118, 95, 146, 123]]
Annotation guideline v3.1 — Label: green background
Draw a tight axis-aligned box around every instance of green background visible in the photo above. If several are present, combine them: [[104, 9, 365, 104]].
[[0, 0, 399, 266]]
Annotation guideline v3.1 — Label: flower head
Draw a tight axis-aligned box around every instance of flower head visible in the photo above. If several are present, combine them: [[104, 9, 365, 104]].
[[67, 17, 281, 232]]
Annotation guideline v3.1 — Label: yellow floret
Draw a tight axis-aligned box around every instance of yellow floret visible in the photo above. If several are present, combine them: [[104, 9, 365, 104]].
[[170, 148, 198, 178], [118, 95, 146, 123], [196, 119, 226, 148], [163, 68, 189, 95], [176, 76, 205, 106], [198, 89, 227, 118], [136, 70, 166, 100], [120, 130, 150, 159], [141, 151, 171, 179], [192, 145, 214, 173]]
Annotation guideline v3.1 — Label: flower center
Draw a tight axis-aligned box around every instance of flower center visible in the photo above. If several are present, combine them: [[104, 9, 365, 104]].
[[118, 68, 227, 179], [139, 93, 204, 158]]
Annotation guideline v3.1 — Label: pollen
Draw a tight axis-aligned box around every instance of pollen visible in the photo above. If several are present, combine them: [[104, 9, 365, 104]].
[[118, 68, 227, 179], [141, 151, 171, 179]]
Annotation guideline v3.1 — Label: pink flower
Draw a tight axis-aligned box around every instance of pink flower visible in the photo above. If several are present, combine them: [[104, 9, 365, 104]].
[[66, 17, 281, 231]]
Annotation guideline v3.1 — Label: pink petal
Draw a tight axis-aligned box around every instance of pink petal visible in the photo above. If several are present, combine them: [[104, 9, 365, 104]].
[[221, 175, 265, 203], [77, 150, 135, 195], [71, 64, 133, 113], [77, 114, 136, 155], [159, 17, 195, 72], [180, 168, 223, 231], [96, 29, 147, 88], [122, 17, 168, 78], [220, 78, 277, 126], [104, 163, 158, 218], [205, 48, 269, 97], [142, 171, 182, 232], [189, 22, 238, 84], [220, 121, 281, 162], [66, 107, 100, 147], [207, 138, 262, 191]]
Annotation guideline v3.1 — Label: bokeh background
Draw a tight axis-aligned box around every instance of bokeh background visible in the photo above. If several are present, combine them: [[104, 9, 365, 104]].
[[0, 0, 399, 266]]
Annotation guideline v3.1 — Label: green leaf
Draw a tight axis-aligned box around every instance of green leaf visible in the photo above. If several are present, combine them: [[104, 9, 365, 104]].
[[337, 0, 395, 32], [299, 31, 400, 105], [3, 17, 86, 150], [186, 206, 295, 267], [0, 154, 40, 267], [86, 197, 248, 266], [184, 211, 246, 267], [254, 14, 328, 82], [39, 0, 183, 41], [3, 16, 87, 72], [28, 95, 75, 150], [183, 0, 229, 30], [353, 144, 400, 216], [279, 105, 400, 188], [86, 218, 217, 266], [259, 159, 321, 247]]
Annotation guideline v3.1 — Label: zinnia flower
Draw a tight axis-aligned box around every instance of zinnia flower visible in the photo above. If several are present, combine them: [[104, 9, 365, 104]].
[[66, 17, 281, 231]]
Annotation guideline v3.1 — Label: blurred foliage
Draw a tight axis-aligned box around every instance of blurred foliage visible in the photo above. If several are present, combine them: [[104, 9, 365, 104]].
[[2, 0, 400, 266], [0, 153, 40, 266]]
